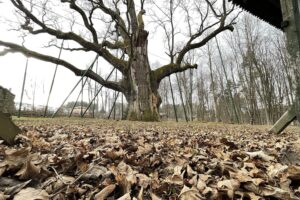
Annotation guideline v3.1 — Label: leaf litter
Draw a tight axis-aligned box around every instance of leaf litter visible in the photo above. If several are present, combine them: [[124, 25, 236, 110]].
[[0, 118, 299, 199]]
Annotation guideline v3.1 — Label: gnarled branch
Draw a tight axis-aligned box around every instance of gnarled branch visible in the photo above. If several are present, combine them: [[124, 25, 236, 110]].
[[10, 0, 128, 74], [176, 24, 234, 64], [0, 40, 125, 93], [153, 63, 197, 84]]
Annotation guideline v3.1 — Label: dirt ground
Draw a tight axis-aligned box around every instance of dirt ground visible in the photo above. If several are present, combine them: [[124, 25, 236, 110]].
[[0, 118, 300, 199]]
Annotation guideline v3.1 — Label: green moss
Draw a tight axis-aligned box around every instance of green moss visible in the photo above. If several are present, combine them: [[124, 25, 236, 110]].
[[153, 64, 176, 78], [128, 111, 138, 121], [127, 109, 160, 122], [142, 109, 159, 122]]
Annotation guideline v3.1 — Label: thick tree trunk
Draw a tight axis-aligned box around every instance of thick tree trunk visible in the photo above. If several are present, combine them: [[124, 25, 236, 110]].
[[125, 30, 161, 121]]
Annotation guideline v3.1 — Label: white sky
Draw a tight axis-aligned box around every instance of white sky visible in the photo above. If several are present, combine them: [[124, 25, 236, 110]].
[[0, 1, 171, 109]]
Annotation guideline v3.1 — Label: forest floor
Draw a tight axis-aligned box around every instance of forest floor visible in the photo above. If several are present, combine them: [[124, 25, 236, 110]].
[[1, 118, 300, 199]]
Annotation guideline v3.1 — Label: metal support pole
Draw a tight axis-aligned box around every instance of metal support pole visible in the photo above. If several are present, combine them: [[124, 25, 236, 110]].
[[52, 56, 98, 118], [81, 78, 84, 117], [175, 74, 189, 122], [18, 58, 29, 118], [189, 69, 193, 121], [169, 76, 178, 122], [68, 77, 89, 117], [44, 40, 64, 117], [121, 93, 124, 119], [92, 60, 98, 118], [81, 68, 116, 117], [108, 91, 120, 119], [114, 70, 117, 120]]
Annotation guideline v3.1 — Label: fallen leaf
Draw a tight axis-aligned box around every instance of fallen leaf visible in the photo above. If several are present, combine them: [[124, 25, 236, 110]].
[[0, 178, 31, 196], [15, 158, 41, 180], [13, 187, 49, 200], [246, 151, 275, 162], [94, 184, 116, 200], [179, 185, 203, 200], [150, 192, 161, 200], [80, 165, 107, 181], [117, 193, 131, 200], [217, 179, 240, 199]]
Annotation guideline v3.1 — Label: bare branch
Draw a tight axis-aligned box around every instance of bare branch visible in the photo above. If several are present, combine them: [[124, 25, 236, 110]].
[[10, 0, 128, 74], [91, 0, 129, 40], [176, 0, 236, 65], [0, 40, 125, 92], [62, 0, 99, 43], [126, 0, 138, 33], [153, 63, 197, 83]]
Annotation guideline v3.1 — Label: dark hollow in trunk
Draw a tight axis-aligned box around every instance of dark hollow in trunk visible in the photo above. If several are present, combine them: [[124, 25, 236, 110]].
[[125, 30, 161, 121]]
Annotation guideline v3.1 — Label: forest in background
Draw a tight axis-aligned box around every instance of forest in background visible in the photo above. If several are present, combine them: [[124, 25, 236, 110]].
[[14, 13, 294, 125], [158, 14, 294, 125]]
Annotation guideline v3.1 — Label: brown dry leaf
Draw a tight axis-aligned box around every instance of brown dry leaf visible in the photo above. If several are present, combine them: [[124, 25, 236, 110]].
[[199, 174, 211, 183], [94, 184, 116, 200], [13, 187, 49, 200], [52, 176, 75, 191], [179, 186, 203, 200], [246, 151, 275, 162], [217, 179, 240, 191], [115, 174, 131, 195], [280, 139, 300, 165], [268, 164, 288, 179], [15, 159, 41, 180], [1, 178, 31, 197], [251, 178, 265, 186], [187, 164, 197, 177], [136, 144, 153, 156], [136, 173, 151, 188], [287, 165, 300, 180], [0, 192, 8, 200], [196, 179, 206, 192], [80, 165, 107, 181], [105, 148, 126, 160], [235, 191, 263, 200], [117, 193, 131, 200], [174, 165, 183, 176], [188, 175, 198, 185], [0, 147, 31, 170], [6, 118, 300, 199], [260, 185, 299, 200], [211, 148, 230, 160], [137, 187, 143, 200], [280, 175, 292, 191], [150, 172, 160, 190], [150, 192, 161, 200], [117, 161, 134, 174], [165, 165, 184, 185], [165, 174, 183, 185], [243, 182, 261, 195], [217, 179, 240, 199], [202, 187, 219, 199], [0, 166, 6, 176], [230, 170, 252, 183]]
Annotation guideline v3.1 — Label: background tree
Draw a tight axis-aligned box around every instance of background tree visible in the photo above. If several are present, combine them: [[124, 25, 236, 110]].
[[0, 0, 237, 121]]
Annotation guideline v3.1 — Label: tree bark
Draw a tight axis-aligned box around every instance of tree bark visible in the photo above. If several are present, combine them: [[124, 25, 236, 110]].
[[125, 30, 161, 121]]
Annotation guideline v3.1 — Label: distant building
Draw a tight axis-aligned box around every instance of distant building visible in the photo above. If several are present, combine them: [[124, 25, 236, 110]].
[[72, 106, 91, 116], [0, 86, 15, 114]]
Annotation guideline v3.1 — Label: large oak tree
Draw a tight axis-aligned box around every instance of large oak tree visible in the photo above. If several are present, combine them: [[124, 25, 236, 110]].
[[0, 0, 237, 121]]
